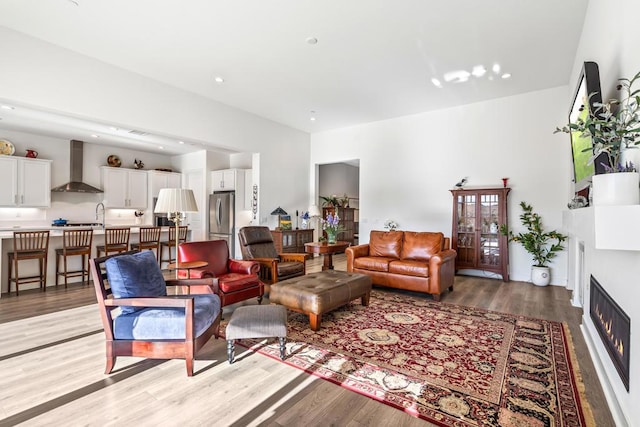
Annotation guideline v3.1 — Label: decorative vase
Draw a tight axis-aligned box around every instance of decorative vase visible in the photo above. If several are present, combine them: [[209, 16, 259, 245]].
[[531, 266, 550, 287], [326, 230, 338, 244], [301, 219, 308, 229], [592, 172, 640, 206]]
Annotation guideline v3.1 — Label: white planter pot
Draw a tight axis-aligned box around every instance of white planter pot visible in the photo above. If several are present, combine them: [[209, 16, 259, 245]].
[[531, 266, 550, 286], [592, 172, 640, 206]]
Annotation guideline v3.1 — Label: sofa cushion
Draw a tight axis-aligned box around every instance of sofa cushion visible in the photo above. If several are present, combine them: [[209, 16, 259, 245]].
[[388, 260, 430, 278], [105, 251, 166, 315], [400, 232, 444, 261], [113, 294, 220, 340], [369, 230, 403, 258], [353, 256, 395, 272]]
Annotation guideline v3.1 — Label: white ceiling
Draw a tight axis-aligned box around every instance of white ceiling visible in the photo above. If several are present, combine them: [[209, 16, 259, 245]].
[[0, 0, 587, 154]]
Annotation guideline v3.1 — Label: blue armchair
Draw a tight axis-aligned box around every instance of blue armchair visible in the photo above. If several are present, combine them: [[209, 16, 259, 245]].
[[90, 250, 222, 376]]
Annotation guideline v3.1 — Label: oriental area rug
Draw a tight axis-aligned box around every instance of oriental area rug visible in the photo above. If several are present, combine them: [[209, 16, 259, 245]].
[[224, 291, 593, 426]]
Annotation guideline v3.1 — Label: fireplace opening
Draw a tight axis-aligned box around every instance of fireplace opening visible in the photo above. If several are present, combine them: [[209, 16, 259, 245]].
[[590, 275, 630, 391]]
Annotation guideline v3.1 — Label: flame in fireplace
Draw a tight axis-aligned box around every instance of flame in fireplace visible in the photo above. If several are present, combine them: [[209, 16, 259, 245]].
[[595, 304, 624, 357]]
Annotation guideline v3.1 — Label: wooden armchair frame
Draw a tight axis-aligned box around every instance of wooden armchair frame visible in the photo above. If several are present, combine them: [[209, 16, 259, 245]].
[[90, 250, 221, 376], [251, 253, 307, 284]]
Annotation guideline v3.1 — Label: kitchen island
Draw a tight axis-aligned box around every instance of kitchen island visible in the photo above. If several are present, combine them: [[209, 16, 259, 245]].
[[0, 226, 183, 297]]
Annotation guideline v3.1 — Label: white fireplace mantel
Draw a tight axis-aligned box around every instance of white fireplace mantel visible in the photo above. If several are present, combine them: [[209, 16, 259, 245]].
[[563, 207, 639, 426]]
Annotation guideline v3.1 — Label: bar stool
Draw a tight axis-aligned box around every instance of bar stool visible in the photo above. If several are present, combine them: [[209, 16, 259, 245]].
[[8, 230, 50, 296], [96, 227, 131, 257], [130, 226, 162, 262], [55, 228, 93, 288], [160, 225, 188, 267]]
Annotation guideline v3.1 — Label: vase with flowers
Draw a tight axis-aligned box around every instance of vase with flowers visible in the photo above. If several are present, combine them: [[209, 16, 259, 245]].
[[555, 69, 640, 205], [322, 212, 344, 244], [384, 219, 398, 231], [300, 211, 310, 229]]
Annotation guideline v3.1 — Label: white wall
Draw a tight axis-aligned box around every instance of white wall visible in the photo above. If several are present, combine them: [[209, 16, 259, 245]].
[[311, 87, 571, 285], [565, 0, 640, 424], [0, 27, 311, 231]]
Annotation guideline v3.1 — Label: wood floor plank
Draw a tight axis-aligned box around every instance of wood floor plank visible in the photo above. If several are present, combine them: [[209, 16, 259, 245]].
[[0, 254, 615, 426]]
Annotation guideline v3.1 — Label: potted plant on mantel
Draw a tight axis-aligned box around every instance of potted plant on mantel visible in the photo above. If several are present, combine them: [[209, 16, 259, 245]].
[[500, 202, 567, 286], [555, 70, 640, 205]]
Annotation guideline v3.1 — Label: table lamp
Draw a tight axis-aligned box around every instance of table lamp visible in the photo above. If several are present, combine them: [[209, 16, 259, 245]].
[[270, 206, 288, 230], [154, 188, 198, 276]]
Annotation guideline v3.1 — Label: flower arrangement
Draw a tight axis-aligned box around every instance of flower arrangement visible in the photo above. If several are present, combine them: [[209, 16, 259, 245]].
[[384, 219, 398, 231], [300, 211, 310, 220], [322, 212, 344, 243], [134, 210, 144, 218]]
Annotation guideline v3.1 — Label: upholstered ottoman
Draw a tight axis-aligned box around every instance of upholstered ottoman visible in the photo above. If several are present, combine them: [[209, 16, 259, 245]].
[[225, 305, 287, 363], [269, 270, 372, 331]]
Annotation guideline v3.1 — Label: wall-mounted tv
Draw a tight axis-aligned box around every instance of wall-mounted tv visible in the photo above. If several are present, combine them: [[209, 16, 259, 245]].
[[569, 62, 607, 193], [568, 61, 608, 192]]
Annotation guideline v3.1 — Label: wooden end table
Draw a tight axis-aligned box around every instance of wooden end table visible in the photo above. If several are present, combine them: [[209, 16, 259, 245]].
[[304, 241, 351, 271], [167, 260, 208, 279]]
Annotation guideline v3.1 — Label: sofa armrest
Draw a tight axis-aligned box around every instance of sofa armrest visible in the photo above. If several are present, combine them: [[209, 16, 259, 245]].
[[346, 244, 370, 272], [428, 248, 457, 294], [229, 259, 260, 275]]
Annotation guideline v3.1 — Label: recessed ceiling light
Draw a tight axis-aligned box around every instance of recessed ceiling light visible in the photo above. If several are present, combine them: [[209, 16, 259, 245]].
[[431, 78, 442, 88], [306, 37, 318, 45], [109, 126, 119, 131], [501, 73, 512, 79], [1, 105, 15, 110], [159, 146, 164, 150], [444, 70, 471, 83], [214, 76, 224, 84], [91, 134, 99, 138], [492, 63, 501, 74], [178, 140, 185, 145], [310, 117, 316, 121]]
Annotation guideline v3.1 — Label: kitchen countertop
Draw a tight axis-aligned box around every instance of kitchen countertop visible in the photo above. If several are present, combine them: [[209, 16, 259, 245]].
[[0, 225, 161, 238]]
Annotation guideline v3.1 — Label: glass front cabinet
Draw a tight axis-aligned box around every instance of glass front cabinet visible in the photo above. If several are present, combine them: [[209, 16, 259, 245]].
[[450, 187, 510, 281]]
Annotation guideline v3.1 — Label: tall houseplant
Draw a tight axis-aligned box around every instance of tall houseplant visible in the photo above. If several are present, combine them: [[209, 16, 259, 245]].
[[555, 70, 640, 205], [500, 202, 567, 286]]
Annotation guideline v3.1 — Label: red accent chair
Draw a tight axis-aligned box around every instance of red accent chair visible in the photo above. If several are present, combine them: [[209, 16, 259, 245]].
[[178, 240, 264, 307]]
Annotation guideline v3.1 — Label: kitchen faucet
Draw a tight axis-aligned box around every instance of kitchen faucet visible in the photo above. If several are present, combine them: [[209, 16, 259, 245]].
[[95, 202, 106, 229]]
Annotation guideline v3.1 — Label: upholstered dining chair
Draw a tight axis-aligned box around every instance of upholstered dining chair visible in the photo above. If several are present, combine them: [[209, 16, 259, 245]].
[[177, 239, 264, 307], [90, 250, 221, 376], [238, 226, 307, 285]]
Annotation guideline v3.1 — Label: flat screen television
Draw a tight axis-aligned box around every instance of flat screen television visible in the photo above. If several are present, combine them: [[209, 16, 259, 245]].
[[568, 61, 608, 192]]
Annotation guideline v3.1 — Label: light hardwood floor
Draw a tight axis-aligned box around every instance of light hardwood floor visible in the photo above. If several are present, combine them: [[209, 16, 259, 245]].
[[0, 255, 614, 426]]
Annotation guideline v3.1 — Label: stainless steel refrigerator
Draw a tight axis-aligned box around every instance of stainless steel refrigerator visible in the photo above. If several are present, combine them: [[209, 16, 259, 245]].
[[209, 191, 235, 257]]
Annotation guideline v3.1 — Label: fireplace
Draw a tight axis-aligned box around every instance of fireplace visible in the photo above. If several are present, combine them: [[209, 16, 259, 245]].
[[590, 275, 630, 391]]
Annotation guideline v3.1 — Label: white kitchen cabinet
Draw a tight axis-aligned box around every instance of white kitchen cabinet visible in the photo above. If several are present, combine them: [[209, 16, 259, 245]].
[[148, 170, 182, 198], [211, 169, 237, 191], [101, 167, 148, 209], [0, 157, 51, 207]]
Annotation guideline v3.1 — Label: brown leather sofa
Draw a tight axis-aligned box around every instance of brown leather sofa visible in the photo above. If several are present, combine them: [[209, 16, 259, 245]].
[[346, 230, 456, 301]]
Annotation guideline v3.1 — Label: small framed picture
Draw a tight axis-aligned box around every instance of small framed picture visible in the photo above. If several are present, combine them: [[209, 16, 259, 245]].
[[279, 215, 292, 230]]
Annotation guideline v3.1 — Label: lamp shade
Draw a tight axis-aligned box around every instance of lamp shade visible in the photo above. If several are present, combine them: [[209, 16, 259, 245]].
[[154, 188, 198, 214], [270, 206, 288, 216], [308, 204, 321, 217]]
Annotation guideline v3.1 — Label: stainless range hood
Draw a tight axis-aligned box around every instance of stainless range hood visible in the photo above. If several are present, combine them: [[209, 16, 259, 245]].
[[51, 140, 104, 193]]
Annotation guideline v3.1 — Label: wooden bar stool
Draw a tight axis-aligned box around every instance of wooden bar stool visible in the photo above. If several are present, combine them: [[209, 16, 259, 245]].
[[96, 227, 131, 257], [8, 230, 50, 296], [160, 225, 188, 267], [55, 228, 94, 288], [130, 226, 162, 262]]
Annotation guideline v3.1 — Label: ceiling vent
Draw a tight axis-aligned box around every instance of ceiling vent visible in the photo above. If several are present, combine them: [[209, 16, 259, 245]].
[[128, 129, 148, 136]]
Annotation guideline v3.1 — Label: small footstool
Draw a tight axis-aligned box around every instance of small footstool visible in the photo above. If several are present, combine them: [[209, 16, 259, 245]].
[[225, 305, 287, 364], [269, 270, 372, 331]]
